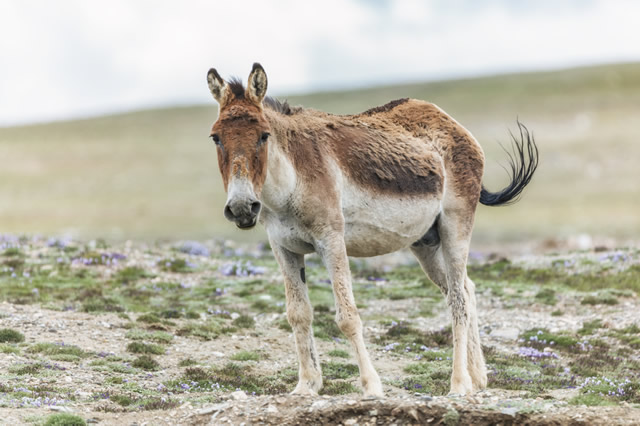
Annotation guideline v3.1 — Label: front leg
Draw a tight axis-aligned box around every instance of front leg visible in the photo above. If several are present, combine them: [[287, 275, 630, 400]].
[[270, 241, 322, 395], [316, 235, 383, 398]]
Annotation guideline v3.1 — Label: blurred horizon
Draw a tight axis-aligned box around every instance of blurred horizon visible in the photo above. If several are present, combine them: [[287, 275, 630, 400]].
[[2, 61, 640, 249], [0, 60, 634, 129]]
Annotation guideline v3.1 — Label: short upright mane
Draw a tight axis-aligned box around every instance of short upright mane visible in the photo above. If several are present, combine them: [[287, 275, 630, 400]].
[[227, 77, 297, 116]]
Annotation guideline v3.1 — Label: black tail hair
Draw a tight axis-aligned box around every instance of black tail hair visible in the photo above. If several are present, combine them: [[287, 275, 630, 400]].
[[480, 121, 539, 206]]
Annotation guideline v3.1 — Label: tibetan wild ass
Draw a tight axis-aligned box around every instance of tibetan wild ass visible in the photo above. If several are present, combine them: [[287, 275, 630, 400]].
[[205, 63, 538, 397]]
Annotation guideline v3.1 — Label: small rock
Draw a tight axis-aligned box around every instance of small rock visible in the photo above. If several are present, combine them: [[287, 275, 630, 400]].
[[231, 390, 248, 400], [346, 399, 357, 406], [101, 321, 111, 328], [212, 351, 225, 357], [369, 409, 378, 416], [310, 400, 329, 410], [344, 419, 357, 425], [500, 407, 519, 417], [230, 313, 240, 320], [49, 406, 72, 412], [197, 402, 228, 415], [266, 404, 278, 413]]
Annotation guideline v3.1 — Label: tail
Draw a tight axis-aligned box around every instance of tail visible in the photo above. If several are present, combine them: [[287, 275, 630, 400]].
[[480, 121, 539, 206]]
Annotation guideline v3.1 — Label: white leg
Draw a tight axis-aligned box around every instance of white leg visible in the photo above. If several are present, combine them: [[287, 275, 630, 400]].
[[271, 242, 322, 395], [412, 215, 487, 395], [317, 235, 383, 398]]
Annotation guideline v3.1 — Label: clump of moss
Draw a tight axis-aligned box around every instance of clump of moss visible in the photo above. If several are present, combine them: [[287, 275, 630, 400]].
[[534, 288, 557, 306], [582, 294, 618, 305], [520, 328, 578, 351], [0, 328, 25, 343], [126, 342, 166, 355], [44, 413, 86, 426], [230, 350, 260, 361], [327, 349, 350, 358], [320, 381, 358, 395], [321, 362, 359, 380], [132, 355, 160, 371], [114, 266, 148, 284], [578, 319, 603, 336], [233, 314, 255, 329], [178, 358, 198, 367], [159, 258, 192, 273]]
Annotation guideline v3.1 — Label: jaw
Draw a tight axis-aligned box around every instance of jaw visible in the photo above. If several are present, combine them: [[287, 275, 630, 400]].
[[236, 220, 257, 230]]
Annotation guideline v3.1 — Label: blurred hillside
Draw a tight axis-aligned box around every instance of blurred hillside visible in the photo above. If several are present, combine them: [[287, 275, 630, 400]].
[[1, 62, 639, 245]]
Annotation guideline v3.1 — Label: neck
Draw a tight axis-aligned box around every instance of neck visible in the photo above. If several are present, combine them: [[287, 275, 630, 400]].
[[261, 111, 297, 212]]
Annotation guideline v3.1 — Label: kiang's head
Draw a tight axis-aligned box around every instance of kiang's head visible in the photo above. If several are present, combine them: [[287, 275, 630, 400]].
[[207, 63, 271, 230]]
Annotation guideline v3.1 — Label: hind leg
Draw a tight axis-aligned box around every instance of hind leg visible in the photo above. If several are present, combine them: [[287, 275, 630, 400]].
[[411, 215, 486, 394]]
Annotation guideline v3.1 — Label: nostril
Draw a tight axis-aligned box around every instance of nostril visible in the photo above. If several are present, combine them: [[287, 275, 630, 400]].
[[224, 205, 236, 220], [250, 201, 262, 216]]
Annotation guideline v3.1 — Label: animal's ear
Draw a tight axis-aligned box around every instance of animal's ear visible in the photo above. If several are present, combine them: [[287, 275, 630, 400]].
[[246, 62, 268, 105], [207, 68, 230, 106]]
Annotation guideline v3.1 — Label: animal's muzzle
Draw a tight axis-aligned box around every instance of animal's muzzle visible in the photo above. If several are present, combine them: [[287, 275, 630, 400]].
[[224, 198, 262, 229]]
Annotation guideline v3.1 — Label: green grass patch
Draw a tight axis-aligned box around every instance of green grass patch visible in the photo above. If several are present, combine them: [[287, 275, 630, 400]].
[[0, 328, 24, 343], [159, 258, 192, 273], [82, 296, 124, 313], [313, 311, 343, 341], [582, 293, 618, 305], [0, 343, 20, 354], [114, 266, 148, 284], [2, 247, 22, 257], [321, 362, 359, 380], [27, 342, 91, 361], [125, 329, 173, 343], [520, 328, 578, 351], [178, 358, 198, 367], [534, 288, 557, 306], [168, 363, 291, 395], [177, 319, 232, 340], [131, 355, 160, 371], [578, 319, 603, 336], [44, 413, 86, 426], [230, 350, 260, 361], [126, 342, 166, 355], [232, 314, 255, 329], [377, 321, 452, 352], [320, 380, 358, 395], [327, 349, 350, 358]]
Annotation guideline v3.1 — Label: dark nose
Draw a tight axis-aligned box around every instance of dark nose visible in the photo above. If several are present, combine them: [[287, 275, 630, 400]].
[[224, 199, 262, 228]]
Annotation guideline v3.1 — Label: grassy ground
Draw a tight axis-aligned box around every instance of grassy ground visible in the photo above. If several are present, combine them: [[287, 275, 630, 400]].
[[0, 236, 639, 424], [1, 62, 639, 243]]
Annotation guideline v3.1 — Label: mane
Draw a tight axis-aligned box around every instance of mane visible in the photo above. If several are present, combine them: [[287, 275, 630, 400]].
[[227, 77, 298, 116]]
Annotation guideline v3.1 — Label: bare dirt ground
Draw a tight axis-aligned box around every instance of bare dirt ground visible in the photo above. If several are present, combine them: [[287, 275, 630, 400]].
[[0, 237, 639, 425]]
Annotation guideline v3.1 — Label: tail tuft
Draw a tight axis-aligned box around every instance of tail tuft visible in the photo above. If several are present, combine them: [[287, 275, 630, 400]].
[[480, 121, 539, 206]]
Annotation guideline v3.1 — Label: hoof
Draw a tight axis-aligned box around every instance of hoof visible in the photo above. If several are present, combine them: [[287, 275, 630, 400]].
[[291, 379, 322, 396]]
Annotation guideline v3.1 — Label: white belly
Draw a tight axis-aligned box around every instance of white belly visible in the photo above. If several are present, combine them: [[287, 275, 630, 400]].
[[341, 182, 441, 257]]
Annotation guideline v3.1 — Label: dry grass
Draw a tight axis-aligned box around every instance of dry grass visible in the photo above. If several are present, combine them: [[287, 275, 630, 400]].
[[1, 62, 639, 242]]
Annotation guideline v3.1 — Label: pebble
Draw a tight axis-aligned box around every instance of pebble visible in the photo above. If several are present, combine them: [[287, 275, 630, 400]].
[[231, 390, 248, 400], [501, 407, 519, 417], [310, 400, 329, 410], [344, 419, 358, 425], [197, 402, 228, 415], [266, 404, 278, 413], [49, 406, 72, 412]]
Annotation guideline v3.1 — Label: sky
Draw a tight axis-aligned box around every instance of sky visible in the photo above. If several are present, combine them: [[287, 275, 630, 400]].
[[1, 0, 639, 126]]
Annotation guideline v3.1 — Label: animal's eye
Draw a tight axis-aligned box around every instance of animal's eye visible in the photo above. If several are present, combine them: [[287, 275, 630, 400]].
[[259, 132, 270, 144], [211, 134, 221, 145]]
